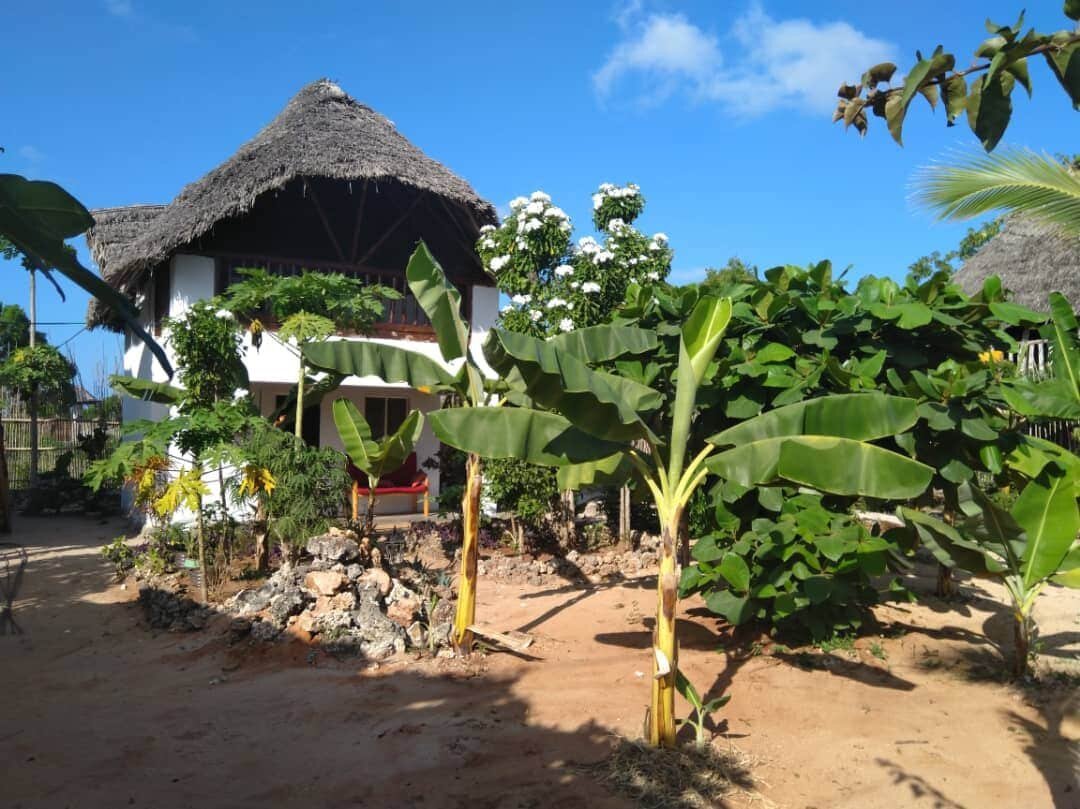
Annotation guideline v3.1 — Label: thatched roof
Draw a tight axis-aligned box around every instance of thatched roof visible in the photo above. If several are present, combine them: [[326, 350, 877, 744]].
[[954, 216, 1080, 311], [86, 79, 496, 328]]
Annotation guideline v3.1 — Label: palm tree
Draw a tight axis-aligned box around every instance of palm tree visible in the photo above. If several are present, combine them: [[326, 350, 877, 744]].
[[915, 148, 1080, 236]]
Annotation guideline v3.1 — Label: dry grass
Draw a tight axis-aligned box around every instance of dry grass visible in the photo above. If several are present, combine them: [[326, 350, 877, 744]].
[[586, 736, 769, 809]]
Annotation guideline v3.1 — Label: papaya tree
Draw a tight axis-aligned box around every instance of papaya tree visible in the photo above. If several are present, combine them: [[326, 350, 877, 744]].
[[426, 293, 933, 747], [332, 399, 424, 532]]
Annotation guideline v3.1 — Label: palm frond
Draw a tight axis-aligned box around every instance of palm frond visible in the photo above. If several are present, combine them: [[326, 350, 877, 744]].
[[914, 149, 1080, 237]]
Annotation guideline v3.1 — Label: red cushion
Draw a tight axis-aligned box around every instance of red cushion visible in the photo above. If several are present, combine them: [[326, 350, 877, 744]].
[[349, 453, 427, 494]]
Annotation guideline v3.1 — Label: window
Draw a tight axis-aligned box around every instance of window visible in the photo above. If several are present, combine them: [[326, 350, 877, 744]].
[[275, 395, 321, 447], [365, 395, 408, 439]]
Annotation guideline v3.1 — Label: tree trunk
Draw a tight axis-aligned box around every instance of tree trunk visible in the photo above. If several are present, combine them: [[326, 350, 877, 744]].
[[294, 360, 306, 440], [196, 492, 208, 604], [0, 419, 10, 534], [253, 498, 269, 572], [618, 485, 630, 544], [1013, 612, 1032, 678], [649, 517, 680, 748], [364, 482, 377, 535], [452, 453, 482, 655], [936, 563, 956, 598]]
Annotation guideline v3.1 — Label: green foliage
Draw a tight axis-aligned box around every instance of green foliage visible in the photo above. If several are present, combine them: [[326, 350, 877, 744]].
[[100, 536, 135, 580], [0, 301, 43, 360], [837, 8, 1080, 150], [674, 669, 730, 749], [680, 493, 909, 640], [914, 150, 1080, 236], [0, 173, 172, 374], [221, 266, 399, 334], [0, 343, 75, 406], [701, 257, 759, 292], [483, 456, 559, 527], [165, 302, 247, 409], [479, 185, 671, 337], [239, 423, 349, 550]]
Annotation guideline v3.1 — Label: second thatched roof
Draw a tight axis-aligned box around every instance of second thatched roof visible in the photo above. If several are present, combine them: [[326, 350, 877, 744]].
[[86, 78, 496, 327], [954, 216, 1080, 311]]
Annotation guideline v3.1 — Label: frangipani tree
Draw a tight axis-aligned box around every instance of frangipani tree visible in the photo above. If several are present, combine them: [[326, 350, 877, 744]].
[[427, 294, 933, 747], [332, 399, 424, 532]]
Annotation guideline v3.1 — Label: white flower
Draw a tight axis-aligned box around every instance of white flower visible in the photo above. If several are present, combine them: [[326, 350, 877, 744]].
[[607, 218, 626, 233], [570, 281, 580, 289], [598, 182, 615, 192], [649, 241, 663, 252], [232, 387, 248, 401], [215, 308, 233, 319], [567, 302, 574, 310], [554, 264, 574, 277], [578, 236, 600, 254], [489, 255, 510, 272], [559, 220, 572, 232], [593, 250, 615, 264], [530, 191, 551, 203], [582, 281, 601, 294], [592, 193, 603, 210], [508, 196, 528, 211], [559, 318, 574, 332], [652, 232, 668, 244], [501, 303, 513, 313], [480, 237, 496, 249], [479, 224, 496, 234], [523, 218, 543, 232], [511, 293, 530, 305], [646, 271, 660, 281], [515, 237, 527, 249], [547, 297, 567, 309], [544, 206, 567, 220], [525, 201, 544, 216], [530, 309, 543, 322]]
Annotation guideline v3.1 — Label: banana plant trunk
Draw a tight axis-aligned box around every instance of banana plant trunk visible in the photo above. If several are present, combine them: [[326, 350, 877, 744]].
[[452, 453, 482, 654], [1013, 611, 1033, 678], [364, 479, 378, 535], [253, 498, 269, 572], [649, 515, 681, 747]]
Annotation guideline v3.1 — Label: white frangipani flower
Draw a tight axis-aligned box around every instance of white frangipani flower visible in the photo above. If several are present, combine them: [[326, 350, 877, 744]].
[[530, 190, 551, 203], [544, 206, 567, 220], [508, 196, 528, 211], [479, 224, 496, 234], [232, 387, 248, 401], [646, 271, 660, 281], [530, 309, 542, 322], [511, 293, 531, 305], [559, 318, 574, 332], [546, 297, 567, 309], [215, 308, 233, 319], [652, 232, 668, 244], [554, 264, 574, 277], [582, 281, 601, 294], [525, 201, 544, 216], [489, 255, 510, 272], [523, 218, 543, 232]]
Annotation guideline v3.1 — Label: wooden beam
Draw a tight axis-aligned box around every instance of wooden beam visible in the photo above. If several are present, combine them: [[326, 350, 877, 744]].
[[303, 178, 347, 263], [425, 196, 484, 273], [466, 624, 533, 652], [348, 179, 370, 264], [356, 191, 424, 267]]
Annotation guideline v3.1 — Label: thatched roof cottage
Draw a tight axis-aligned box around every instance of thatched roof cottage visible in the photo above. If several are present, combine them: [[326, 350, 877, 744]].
[[89, 79, 500, 514]]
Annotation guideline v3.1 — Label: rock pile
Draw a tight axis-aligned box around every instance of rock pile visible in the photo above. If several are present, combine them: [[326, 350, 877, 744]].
[[227, 528, 447, 658], [138, 585, 212, 631], [475, 533, 662, 586]]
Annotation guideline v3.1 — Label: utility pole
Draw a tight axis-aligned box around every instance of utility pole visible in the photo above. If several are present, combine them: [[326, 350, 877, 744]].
[[28, 267, 38, 489]]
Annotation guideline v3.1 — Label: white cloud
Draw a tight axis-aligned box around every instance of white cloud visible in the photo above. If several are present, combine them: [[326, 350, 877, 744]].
[[594, 2, 896, 117], [105, 0, 133, 16]]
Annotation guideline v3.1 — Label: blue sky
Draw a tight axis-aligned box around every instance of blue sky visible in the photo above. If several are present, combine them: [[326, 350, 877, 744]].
[[2, 0, 1076, 377]]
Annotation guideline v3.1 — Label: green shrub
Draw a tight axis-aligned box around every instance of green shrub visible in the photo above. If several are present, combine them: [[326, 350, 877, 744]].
[[483, 457, 559, 527], [100, 536, 135, 579], [680, 493, 909, 640]]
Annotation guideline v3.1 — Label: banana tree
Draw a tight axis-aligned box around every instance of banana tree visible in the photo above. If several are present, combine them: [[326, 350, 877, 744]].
[[303, 243, 632, 653], [895, 467, 1080, 676], [332, 398, 424, 532], [427, 295, 933, 747]]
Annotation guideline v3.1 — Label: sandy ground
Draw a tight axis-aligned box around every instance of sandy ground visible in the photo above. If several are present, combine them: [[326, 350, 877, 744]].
[[2, 516, 1078, 809]]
